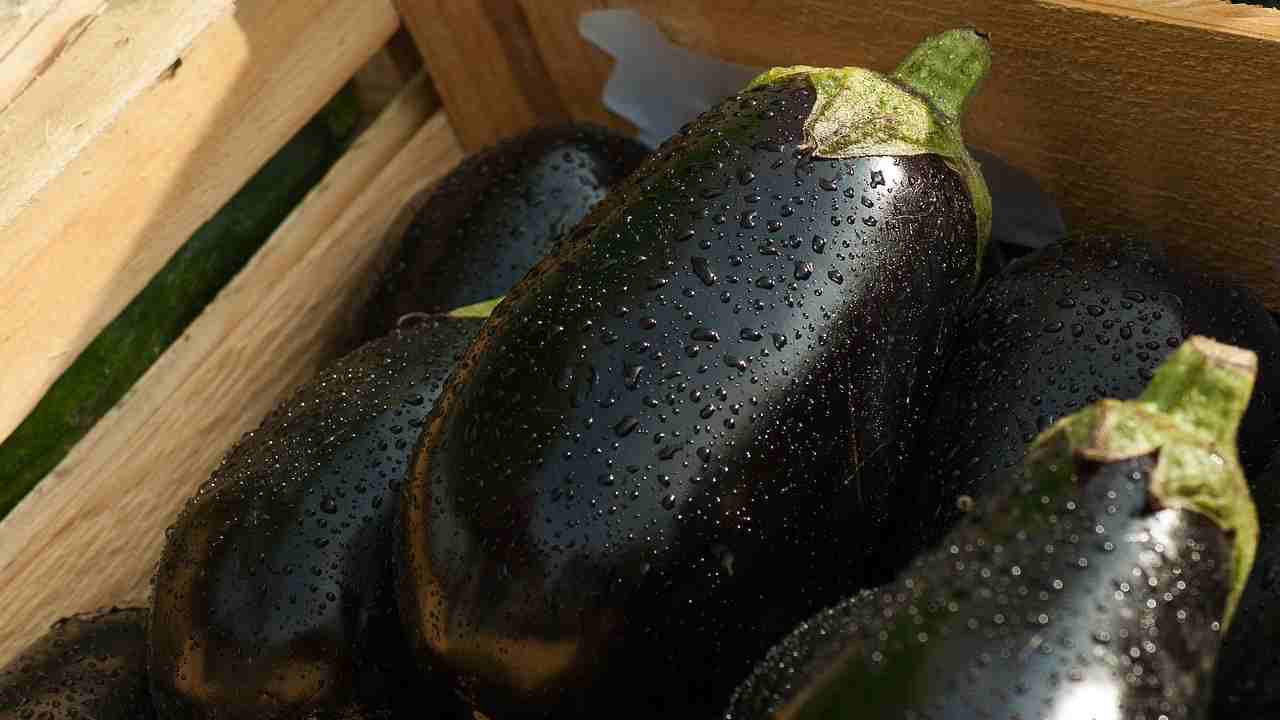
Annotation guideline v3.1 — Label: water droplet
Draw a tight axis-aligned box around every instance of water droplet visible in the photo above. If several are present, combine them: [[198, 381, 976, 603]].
[[614, 416, 639, 437], [794, 261, 814, 281], [737, 167, 756, 185], [755, 276, 776, 290], [740, 327, 763, 341], [771, 333, 788, 351], [691, 328, 721, 343], [692, 257, 718, 286], [624, 363, 645, 390]]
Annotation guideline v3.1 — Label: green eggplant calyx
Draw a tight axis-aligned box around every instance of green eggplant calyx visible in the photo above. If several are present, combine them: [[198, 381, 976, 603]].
[[1029, 336, 1259, 627], [746, 28, 992, 278], [445, 295, 505, 319]]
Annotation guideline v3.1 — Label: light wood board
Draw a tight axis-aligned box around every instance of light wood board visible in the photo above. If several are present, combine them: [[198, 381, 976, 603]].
[[397, 0, 571, 152], [0, 0, 233, 235], [0, 0, 111, 113], [0, 0, 401, 446], [0, 81, 460, 665]]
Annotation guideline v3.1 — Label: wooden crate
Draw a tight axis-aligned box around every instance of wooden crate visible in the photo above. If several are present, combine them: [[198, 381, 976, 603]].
[[0, 0, 1277, 665]]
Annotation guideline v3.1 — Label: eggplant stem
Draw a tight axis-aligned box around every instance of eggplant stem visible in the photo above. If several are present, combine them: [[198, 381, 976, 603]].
[[892, 28, 992, 123]]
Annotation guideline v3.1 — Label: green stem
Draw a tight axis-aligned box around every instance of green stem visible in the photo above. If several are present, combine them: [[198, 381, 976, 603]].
[[1138, 335, 1257, 446], [892, 29, 991, 123]]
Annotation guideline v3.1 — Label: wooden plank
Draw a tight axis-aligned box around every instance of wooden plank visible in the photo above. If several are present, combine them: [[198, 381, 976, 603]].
[[0, 89, 459, 666], [351, 30, 431, 124], [0, 0, 401, 445], [0, 0, 110, 112], [517, 0, 632, 134], [397, 0, 568, 151], [1054, 1, 1280, 40], [522, 0, 1280, 308], [0, 0, 233, 232]]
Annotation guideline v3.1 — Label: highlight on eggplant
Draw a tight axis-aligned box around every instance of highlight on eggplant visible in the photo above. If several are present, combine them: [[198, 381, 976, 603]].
[[726, 336, 1259, 720], [357, 123, 648, 345], [148, 313, 491, 720], [397, 28, 992, 718], [1, 607, 153, 720], [888, 233, 1280, 581]]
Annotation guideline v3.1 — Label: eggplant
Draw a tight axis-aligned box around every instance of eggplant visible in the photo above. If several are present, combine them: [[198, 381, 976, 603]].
[[357, 123, 648, 344], [148, 315, 487, 720], [726, 336, 1259, 720], [1, 607, 153, 719], [1212, 445, 1280, 715], [397, 29, 992, 717], [888, 234, 1280, 576]]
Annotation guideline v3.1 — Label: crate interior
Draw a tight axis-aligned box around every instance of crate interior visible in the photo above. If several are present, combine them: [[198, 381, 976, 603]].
[[1, 0, 1279, 665]]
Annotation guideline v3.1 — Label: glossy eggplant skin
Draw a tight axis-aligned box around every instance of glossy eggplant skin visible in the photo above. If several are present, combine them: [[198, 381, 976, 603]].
[[397, 76, 981, 718], [727, 448, 1233, 720], [148, 318, 480, 720], [1, 607, 153, 720], [358, 124, 648, 343], [1213, 447, 1280, 715], [890, 235, 1280, 570]]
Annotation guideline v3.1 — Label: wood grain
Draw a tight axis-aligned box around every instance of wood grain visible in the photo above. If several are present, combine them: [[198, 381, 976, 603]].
[[0, 0, 110, 112], [0, 0, 233, 233], [516, 0, 1280, 308], [397, 0, 569, 151], [0, 85, 457, 665], [0, 0, 401, 446]]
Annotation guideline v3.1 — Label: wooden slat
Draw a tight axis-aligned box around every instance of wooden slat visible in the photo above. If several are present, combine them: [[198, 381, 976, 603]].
[[517, 0, 631, 134], [0, 0, 233, 232], [0, 0, 110, 112], [1054, 0, 1280, 40], [396, 0, 569, 151], [0, 0, 401, 445], [0, 84, 459, 665], [513, 0, 1280, 308], [351, 31, 430, 124]]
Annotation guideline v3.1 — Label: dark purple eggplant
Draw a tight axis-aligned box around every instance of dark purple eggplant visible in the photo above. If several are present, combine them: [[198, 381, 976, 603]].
[[357, 123, 647, 344], [148, 315, 487, 720], [1, 607, 153, 719], [1212, 445, 1280, 715], [888, 234, 1280, 578], [726, 336, 1259, 720], [397, 29, 992, 718]]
